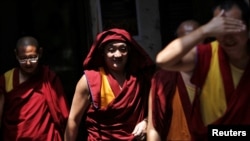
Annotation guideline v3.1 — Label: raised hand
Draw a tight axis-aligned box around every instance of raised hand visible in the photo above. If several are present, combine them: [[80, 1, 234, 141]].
[[201, 9, 246, 37]]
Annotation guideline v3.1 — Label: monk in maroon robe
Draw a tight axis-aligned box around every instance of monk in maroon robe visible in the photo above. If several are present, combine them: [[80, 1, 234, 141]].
[[147, 19, 202, 141], [64, 28, 155, 141], [147, 69, 193, 141], [0, 36, 69, 141], [156, 0, 250, 140]]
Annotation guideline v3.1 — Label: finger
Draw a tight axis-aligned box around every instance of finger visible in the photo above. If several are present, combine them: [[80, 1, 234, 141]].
[[136, 133, 146, 141], [134, 130, 142, 136], [134, 129, 143, 137], [140, 134, 146, 141], [224, 22, 246, 32], [217, 9, 225, 17], [225, 17, 244, 24], [132, 126, 139, 135]]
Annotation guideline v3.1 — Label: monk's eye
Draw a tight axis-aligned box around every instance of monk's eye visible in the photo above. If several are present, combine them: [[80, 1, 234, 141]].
[[119, 47, 128, 53], [107, 47, 116, 53]]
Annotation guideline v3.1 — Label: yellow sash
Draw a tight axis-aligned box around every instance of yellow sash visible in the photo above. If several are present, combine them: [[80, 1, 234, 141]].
[[4, 68, 15, 92], [200, 41, 227, 125], [167, 86, 191, 141], [230, 63, 243, 88], [100, 67, 115, 109]]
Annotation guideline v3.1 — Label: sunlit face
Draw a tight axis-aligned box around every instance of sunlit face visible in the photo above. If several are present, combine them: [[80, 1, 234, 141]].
[[214, 5, 249, 55], [103, 41, 129, 72], [16, 45, 40, 74]]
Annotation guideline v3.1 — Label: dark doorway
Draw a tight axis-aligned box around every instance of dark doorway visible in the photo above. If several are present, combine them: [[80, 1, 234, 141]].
[[158, 0, 215, 46], [0, 0, 92, 104]]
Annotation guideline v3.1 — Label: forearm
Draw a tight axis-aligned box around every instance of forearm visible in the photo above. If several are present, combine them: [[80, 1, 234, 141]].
[[156, 10, 246, 71], [147, 109, 161, 141], [156, 26, 206, 71], [64, 119, 79, 141], [147, 89, 161, 141], [147, 128, 161, 141], [64, 75, 90, 141]]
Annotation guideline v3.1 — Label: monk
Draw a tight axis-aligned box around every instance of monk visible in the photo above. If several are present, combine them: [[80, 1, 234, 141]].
[[176, 19, 202, 104], [0, 36, 69, 141], [64, 28, 155, 141], [147, 69, 194, 141], [147, 20, 201, 141], [176, 20, 200, 37], [156, 0, 249, 140]]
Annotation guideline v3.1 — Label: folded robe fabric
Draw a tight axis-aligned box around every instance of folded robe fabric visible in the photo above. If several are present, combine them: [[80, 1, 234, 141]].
[[81, 28, 155, 140], [191, 41, 250, 141], [0, 65, 69, 141], [151, 69, 192, 140]]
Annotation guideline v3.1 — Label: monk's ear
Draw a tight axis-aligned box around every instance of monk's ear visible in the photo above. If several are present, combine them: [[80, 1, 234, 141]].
[[38, 47, 43, 58]]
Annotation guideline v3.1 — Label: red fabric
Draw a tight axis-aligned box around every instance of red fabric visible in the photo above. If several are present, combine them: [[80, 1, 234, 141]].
[[151, 69, 192, 140], [83, 28, 154, 74], [0, 65, 69, 141], [191, 42, 250, 141], [82, 28, 155, 140]]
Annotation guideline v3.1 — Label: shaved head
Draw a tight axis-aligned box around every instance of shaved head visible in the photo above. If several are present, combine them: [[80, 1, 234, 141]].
[[16, 36, 39, 51], [176, 20, 200, 37]]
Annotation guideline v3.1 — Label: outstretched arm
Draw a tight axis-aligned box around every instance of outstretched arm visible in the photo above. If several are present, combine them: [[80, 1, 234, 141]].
[[147, 88, 161, 141], [64, 75, 91, 141], [156, 10, 245, 72]]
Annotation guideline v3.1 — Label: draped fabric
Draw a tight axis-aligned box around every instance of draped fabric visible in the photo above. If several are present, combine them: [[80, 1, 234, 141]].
[[191, 41, 250, 141], [151, 69, 192, 141], [0, 65, 69, 141], [99, 67, 116, 108], [83, 28, 155, 74], [81, 28, 155, 140]]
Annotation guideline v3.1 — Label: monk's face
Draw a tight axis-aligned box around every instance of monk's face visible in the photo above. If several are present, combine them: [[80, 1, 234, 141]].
[[214, 5, 249, 54], [103, 41, 128, 72], [16, 45, 40, 74]]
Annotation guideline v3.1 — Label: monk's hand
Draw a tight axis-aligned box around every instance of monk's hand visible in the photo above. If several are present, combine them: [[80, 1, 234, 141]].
[[201, 9, 246, 37], [132, 119, 147, 141]]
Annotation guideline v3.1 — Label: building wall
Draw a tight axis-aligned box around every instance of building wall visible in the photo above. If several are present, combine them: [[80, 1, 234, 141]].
[[89, 0, 162, 61]]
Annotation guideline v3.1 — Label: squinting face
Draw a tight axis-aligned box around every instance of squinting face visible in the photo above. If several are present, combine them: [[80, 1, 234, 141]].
[[214, 6, 249, 54], [16, 45, 40, 74], [103, 41, 129, 72]]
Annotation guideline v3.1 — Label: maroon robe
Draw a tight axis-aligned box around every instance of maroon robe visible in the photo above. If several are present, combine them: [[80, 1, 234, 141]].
[[151, 69, 192, 140], [82, 28, 155, 140], [0, 65, 69, 141], [191, 41, 250, 141]]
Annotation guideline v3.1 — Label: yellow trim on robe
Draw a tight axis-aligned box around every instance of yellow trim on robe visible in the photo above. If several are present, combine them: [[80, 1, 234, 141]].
[[186, 83, 195, 104], [167, 87, 191, 141], [4, 68, 15, 92], [230, 63, 243, 88], [100, 67, 115, 109], [200, 41, 227, 125]]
